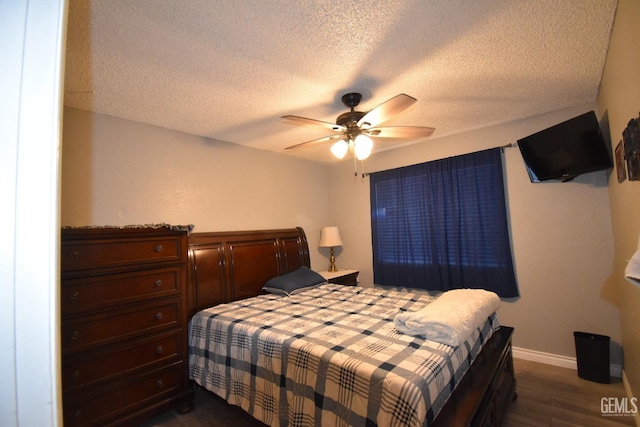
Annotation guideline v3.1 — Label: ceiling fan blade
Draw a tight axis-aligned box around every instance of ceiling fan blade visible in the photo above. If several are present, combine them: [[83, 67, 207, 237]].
[[284, 134, 343, 151], [357, 94, 417, 128], [366, 126, 435, 139], [282, 115, 346, 132]]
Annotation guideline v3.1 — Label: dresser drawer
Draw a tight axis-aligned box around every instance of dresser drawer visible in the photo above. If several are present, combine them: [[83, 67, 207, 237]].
[[62, 330, 181, 390], [62, 300, 180, 353], [63, 362, 183, 427], [62, 267, 182, 315], [62, 236, 183, 272]]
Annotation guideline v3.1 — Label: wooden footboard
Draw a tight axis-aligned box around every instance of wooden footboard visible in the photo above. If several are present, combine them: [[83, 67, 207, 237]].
[[432, 326, 516, 427]]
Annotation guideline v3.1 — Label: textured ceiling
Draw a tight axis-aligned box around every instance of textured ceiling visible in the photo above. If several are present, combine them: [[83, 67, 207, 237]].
[[64, 0, 618, 164]]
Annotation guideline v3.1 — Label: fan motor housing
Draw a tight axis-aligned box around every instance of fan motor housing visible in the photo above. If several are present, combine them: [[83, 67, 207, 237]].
[[336, 111, 366, 127]]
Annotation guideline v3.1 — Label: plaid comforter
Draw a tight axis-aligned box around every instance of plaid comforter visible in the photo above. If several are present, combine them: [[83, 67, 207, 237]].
[[189, 284, 499, 427]]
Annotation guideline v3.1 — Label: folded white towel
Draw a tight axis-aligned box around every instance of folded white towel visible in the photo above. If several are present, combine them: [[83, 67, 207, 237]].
[[625, 234, 640, 288], [394, 289, 500, 347]]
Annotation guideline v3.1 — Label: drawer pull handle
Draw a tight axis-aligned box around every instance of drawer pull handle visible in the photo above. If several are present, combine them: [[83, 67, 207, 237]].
[[156, 345, 164, 354], [71, 330, 80, 340], [70, 291, 79, 300], [156, 379, 164, 388], [72, 370, 80, 380], [155, 312, 164, 320], [155, 245, 163, 252], [69, 250, 79, 258], [154, 279, 163, 287]]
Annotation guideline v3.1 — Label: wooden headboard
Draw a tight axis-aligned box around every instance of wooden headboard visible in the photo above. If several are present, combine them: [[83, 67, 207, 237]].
[[187, 227, 310, 315]]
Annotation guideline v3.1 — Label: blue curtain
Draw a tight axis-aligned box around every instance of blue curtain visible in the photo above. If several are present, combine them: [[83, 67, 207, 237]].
[[369, 148, 518, 297]]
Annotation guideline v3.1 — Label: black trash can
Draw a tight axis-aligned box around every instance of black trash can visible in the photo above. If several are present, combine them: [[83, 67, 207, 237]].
[[574, 331, 610, 384]]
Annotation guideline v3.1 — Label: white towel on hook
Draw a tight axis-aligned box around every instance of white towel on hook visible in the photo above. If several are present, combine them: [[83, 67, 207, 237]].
[[625, 233, 640, 287]]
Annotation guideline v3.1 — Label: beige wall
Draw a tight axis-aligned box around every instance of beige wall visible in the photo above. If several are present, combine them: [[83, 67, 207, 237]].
[[597, 0, 640, 399], [61, 107, 332, 270], [328, 103, 621, 362], [62, 95, 626, 366]]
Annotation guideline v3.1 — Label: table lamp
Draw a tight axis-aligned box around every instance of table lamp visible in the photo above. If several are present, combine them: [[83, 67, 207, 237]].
[[319, 226, 343, 272]]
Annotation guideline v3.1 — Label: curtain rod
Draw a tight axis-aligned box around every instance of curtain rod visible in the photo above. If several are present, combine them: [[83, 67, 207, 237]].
[[362, 142, 517, 177]]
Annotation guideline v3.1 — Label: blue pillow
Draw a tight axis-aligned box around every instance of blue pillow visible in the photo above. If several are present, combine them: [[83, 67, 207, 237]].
[[262, 266, 327, 296]]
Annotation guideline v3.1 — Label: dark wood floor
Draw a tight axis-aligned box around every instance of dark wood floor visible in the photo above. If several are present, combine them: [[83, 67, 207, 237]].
[[504, 359, 635, 427], [140, 359, 636, 427]]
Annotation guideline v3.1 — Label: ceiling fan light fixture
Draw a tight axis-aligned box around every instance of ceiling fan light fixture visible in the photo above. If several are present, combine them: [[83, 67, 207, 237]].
[[282, 92, 433, 168], [354, 134, 373, 160], [330, 139, 349, 159]]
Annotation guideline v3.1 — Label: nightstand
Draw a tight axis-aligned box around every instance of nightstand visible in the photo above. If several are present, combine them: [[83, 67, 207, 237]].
[[318, 269, 359, 287]]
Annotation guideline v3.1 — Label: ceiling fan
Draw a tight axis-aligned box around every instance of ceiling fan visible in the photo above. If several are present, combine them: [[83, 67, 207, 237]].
[[282, 92, 435, 161]]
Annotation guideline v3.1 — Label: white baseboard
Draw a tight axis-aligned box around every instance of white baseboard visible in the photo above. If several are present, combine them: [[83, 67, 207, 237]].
[[512, 346, 622, 378]]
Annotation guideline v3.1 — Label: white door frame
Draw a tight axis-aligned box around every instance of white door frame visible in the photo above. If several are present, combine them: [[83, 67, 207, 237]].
[[0, 0, 66, 425]]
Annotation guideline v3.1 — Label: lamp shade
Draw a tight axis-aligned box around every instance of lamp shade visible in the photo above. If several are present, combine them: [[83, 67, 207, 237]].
[[319, 226, 343, 247], [330, 139, 349, 159], [354, 134, 373, 160]]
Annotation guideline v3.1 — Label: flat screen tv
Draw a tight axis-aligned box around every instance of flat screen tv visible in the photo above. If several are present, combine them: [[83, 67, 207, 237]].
[[517, 111, 612, 182]]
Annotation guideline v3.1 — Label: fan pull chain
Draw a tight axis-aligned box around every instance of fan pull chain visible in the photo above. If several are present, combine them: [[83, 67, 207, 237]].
[[354, 153, 358, 177]]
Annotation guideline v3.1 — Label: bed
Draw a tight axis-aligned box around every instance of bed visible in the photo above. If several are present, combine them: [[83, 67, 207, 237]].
[[186, 227, 516, 427]]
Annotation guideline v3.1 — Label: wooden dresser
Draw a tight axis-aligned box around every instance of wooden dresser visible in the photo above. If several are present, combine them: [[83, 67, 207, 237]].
[[61, 226, 194, 426]]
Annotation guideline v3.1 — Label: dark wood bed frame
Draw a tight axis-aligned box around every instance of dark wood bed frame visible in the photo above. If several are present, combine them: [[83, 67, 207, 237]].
[[186, 227, 516, 427]]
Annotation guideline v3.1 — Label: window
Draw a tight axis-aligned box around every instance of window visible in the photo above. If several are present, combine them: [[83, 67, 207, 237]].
[[369, 148, 518, 297]]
